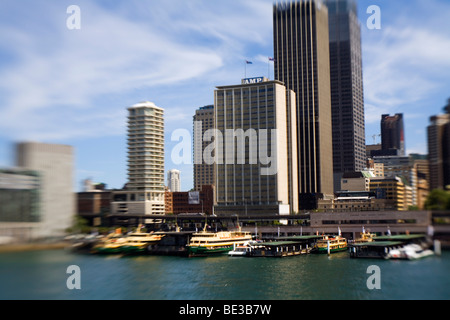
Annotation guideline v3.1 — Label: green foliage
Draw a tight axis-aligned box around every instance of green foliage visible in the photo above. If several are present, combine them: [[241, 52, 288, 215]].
[[424, 189, 450, 210], [66, 216, 91, 234]]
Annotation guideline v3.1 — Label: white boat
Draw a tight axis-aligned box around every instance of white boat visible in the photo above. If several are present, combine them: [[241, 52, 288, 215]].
[[387, 244, 434, 260], [228, 241, 258, 257]]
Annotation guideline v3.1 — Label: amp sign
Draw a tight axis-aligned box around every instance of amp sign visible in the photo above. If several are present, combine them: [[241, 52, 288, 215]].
[[241, 77, 268, 85]]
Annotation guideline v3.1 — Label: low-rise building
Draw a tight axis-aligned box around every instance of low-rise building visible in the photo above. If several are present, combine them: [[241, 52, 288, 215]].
[[170, 185, 215, 215], [369, 177, 413, 211], [317, 191, 396, 212], [77, 190, 111, 226]]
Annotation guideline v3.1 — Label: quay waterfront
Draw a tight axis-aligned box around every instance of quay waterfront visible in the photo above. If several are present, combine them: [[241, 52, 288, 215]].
[[1, 210, 449, 302], [102, 210, 450, 247]]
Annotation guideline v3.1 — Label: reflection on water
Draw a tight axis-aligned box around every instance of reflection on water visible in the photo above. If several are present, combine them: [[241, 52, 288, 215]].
[[0, 249, 449, 300]]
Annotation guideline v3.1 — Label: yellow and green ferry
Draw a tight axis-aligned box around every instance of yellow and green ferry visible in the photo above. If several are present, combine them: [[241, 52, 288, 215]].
[[92, 229, 128, 254], [92, 225, 164, 255], [120, 226, 164, 254], [314, 235, 348, 254], [187, 226, 253, 257]]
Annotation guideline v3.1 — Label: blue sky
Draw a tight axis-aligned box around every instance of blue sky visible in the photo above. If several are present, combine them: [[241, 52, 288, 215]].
[[0, 0, 449, 192]]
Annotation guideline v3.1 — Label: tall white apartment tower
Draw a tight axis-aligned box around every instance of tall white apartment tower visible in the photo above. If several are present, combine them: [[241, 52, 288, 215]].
[[167, 169, 181, 192], [16, 142, 75, 238], [112, 101, 165, 216]]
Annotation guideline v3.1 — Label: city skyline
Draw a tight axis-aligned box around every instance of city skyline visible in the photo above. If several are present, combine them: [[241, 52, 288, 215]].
[[0, 0, 450, 192]]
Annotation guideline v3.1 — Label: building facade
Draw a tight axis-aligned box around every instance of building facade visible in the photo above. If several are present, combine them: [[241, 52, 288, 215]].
[[381, 114, 405, 156], [167, 169, 181, 192], [193, 105, 215, 191], [340, 171, 373, 192], [427, 114, 450, 190], [170, 185, 215, 216], [16, 142, 75, 238], [369, 177, 412, 211], [0, 168, 41, 242], [317, 191, 396, 212], [273, 0, 334, 209], [111, 101, 165, 216], [325, 0, 366, 191], [213, 79, 298, 215]]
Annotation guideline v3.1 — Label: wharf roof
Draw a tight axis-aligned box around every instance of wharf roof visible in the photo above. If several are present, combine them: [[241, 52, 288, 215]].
[[350, 241, 404, 247], [259, 241, 308, 247], [277, 235, 323, 241], [374, 234, 427, 241]]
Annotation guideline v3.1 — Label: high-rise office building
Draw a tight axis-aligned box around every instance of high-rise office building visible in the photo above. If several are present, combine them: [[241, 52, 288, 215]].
[[16, 142, 75, 238], [325, 0, 365, 191], [167, 169, 181, 192], [381, 114, 405, 156], [111, 101, 165, 216], [193, 105, 215, 191], [427, 113, 450, 190], [273, 0, 334, 209], [213, 78, 298, 215]]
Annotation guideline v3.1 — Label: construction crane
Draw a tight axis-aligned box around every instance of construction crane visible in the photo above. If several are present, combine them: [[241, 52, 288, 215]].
[[372, 134, 381, 144]]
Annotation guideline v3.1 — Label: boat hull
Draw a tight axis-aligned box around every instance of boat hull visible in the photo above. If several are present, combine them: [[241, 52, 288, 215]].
[[188, 245, 233, 257], [92, 246, 124, 254], [315, 246, 348, 254]]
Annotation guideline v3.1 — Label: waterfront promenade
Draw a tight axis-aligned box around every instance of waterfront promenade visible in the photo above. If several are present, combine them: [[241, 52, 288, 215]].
[[0, 242, 67, 253]]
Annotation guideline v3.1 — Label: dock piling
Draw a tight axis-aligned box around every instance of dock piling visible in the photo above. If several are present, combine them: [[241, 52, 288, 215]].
[[434, 240, 442, 256]]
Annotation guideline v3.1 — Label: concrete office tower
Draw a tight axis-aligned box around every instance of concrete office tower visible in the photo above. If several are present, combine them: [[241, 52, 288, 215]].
[[381, 114, 405, 156], [273, 0, 334, 209], [16, 142, 75, 238], [167, 169, 181, 192], [193, 105, 215, 191], [325, 0, 366, 191], [112, 102, 165, 216], [213, 79, 298, 215], [0, 168, 40, 242], [427, 114, 450, 190]]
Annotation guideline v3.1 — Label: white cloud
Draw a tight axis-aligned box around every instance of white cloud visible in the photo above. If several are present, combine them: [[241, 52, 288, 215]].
[[0, 0, 274, 142], [362, 3, 450, 124]]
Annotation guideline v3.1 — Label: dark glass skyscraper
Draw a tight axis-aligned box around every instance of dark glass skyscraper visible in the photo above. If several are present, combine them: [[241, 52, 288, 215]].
[[325, 0, 365, 191], [427, 113, 450, 190], [273, 0, 334, 209], [381, 113, 405, 156]]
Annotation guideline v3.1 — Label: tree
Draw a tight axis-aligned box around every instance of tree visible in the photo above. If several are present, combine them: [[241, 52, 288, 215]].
[[424, 189, 450, 210], [66, 216, 91, 234]]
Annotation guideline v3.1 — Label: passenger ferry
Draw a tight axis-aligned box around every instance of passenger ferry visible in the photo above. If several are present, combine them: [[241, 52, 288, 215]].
[[351, 229, 376, 244], [314, 235, 348, 254], [120, 225, 165, 254], [187, 226, 253, 257], [92, 229, 128, 254]]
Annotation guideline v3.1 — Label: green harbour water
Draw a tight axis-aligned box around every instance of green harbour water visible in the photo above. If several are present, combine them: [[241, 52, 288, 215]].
[[0, 248, 449, 300]]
